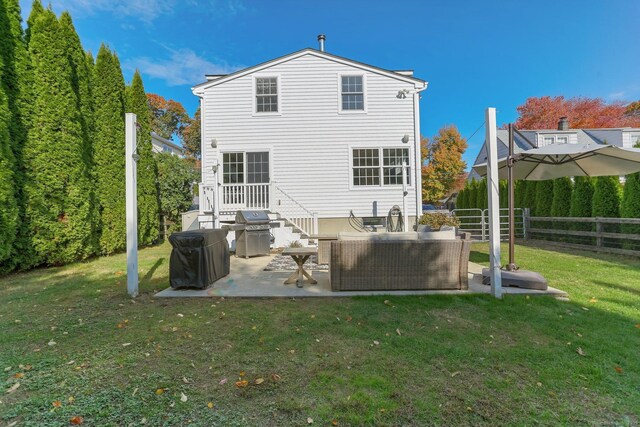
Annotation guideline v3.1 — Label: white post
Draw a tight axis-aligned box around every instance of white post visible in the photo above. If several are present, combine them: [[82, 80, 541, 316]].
[[125, 113, 138, 297], [402, 162, 409, 231], [485, 108, 502, 298]]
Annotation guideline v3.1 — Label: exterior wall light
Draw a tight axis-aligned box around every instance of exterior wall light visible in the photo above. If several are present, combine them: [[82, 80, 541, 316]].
[[211, 165, 218, 173], [211, 138, 217, 148], [402, 134, 410, 143]]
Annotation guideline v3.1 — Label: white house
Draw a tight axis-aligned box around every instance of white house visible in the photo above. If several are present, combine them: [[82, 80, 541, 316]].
[[191, 36, 428, 237], [468, 117, 640, 180], [151, 132, 185, 157]]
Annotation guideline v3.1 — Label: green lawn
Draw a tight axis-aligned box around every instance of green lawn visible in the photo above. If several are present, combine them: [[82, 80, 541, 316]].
[[1, 241, 639, 426]]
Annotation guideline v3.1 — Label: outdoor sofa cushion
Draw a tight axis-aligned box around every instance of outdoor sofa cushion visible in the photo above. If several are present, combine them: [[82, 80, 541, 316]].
[[337, 231, 418, 241]]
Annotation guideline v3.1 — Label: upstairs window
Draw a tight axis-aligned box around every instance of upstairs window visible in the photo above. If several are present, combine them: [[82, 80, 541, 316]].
[[341, 75, 364, 111], [256, 77, 278, 113], [556, 136, 569, 144]]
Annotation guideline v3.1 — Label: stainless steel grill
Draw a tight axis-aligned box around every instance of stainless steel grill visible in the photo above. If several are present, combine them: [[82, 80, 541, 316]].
[[234, 210, 271, 258]]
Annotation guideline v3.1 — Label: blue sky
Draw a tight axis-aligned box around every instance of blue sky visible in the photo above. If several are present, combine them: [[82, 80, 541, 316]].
[[20, 0, 640, 167]]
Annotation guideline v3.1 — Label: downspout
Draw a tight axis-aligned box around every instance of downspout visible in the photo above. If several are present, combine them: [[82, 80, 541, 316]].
[[413, 84, 428, 227]]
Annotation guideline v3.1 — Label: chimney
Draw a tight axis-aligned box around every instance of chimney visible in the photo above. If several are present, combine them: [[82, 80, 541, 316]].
[[317, 34, 326, 52], [558, 116, 569, 130]]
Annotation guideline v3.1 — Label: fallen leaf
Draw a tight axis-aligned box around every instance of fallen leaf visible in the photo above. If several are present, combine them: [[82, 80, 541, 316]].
[[52, 400, 62, 408], [117, 323, 124, 329], [235, 380, 248, 388], [450, 371, 460, 377], [207, 402, 214, 409], [48, 340, 57, 346], [635, 324, 640, 329], [254, 378, 264, 385], [177, 313, 184, 318], [380, 408, 386, 413], [69, 396, 75, 403], [13, 373, 24, 379], [182, 377, 190, 384], [3, 367, 11, 372], [589, 298, 598, 303], [115, 271, 123, 276], [69, 415, 84, 425], [239, 371, 245, 377], [396, 328, 401, 336], [66, 360, 75, 365], [155, 388, 165, 395], [536, 382, 542, 387], [219, 378, 228, 385], [373, 340, 380, 346], [346, 316, 352, 322], [576, 347, 586, 356], [332, 420, 338, 426], [383, 300, 391, 305], [307, 417, 313, 424], [5, 382, 20, 394], [180, 392, 188, 402], [614, 366, 623, 374], [122, 343, 131, 347], [270, 373, 282, 381]]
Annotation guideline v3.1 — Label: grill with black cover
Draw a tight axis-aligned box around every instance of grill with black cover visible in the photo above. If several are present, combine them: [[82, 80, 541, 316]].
[[168, 229, 230, 289]]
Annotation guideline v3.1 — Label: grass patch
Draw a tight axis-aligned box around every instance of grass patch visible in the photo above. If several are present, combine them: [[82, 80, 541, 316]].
[[1, 241, 639, 426]]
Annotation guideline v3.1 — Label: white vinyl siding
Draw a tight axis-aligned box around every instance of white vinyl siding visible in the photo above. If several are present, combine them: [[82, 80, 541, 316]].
[[201, 52, 419, 218]]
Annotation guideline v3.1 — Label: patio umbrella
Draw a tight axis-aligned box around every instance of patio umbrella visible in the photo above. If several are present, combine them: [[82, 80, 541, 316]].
[[472, 125, 640, 276]]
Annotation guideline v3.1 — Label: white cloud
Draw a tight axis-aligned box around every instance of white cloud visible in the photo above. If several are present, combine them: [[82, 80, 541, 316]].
[[608, 91, 626, 101], [126, 47, 244, 86]]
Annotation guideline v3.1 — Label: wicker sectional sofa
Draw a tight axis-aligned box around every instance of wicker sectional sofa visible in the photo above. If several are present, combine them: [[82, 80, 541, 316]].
[[329, 233, 471, 291]]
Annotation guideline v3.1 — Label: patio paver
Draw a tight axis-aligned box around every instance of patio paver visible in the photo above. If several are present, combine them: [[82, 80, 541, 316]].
[[154, 254, 568, 298]]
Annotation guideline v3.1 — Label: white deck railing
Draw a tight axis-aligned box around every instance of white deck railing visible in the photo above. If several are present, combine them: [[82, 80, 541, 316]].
[[272, 182, 318, 237], [221, 183, 270, 211], [199, 184, 216, 214]]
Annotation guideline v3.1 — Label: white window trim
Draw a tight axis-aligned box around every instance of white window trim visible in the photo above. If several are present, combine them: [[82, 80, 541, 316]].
[[338, 73, 367, 114], [556, 136, 569, 144], [348, 146, 413, 190], [252, 74, 281, 116]]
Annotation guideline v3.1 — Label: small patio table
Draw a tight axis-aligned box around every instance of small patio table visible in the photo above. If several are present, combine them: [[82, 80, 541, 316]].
[[282, 247, 318, 288]]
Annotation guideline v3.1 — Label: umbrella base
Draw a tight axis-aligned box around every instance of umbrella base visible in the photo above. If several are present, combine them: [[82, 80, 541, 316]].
[[481, 268, 548, 290]]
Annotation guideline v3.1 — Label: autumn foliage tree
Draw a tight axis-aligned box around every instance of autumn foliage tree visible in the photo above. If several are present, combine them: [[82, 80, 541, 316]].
[[514, 96, 640, 129], [146, 93, 190, 139], [421, 126, 467, 204]]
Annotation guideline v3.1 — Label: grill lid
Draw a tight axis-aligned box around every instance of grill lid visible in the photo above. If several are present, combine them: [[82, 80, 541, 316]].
[[235, 210, 270, 225]]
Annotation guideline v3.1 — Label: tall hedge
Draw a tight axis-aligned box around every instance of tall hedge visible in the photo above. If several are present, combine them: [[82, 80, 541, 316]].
[[550, 177, 572, 217], [0, 0, 34, 271], [477, 178, 488, 210], [534, 180, 554, 217], [23, 9, 95, 264], [569, 177, 594, 217], [523, 180, 537, 215], [0, 84, 18, 264], [621, 173, 640, 240], [126, 70, 160, 246], [514, 180, 527, 208], [592, 176, 621, 218], [93, 45, 126, 254], [499, 180, 508, 209]]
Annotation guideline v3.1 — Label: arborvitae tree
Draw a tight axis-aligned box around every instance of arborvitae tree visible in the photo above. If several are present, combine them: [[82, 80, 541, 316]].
[[457, 186, 467, 210], [479, 178, 488, 210], [59, 11, 98, 256], [550, 177, 572, 217], [0, 0, 34, 271], [93, 45, 126, 254], [514, 180, 526, 208], [0, 85, 18, 265], [534, 180, 554, 217], [24, 0, 44, 46], [523, 180, 537, 215], [621, 173, 640, 240], [126, 70, 160, 246], [570, 177, 594, 217], [499, 180, 508, 209], [592, 176, 621, 218], [23, 9, 95, 264]]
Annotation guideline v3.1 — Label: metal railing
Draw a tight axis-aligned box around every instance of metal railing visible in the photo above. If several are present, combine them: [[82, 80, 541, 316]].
[[452, 208, 526, 241], [271, 182, 318, 237]]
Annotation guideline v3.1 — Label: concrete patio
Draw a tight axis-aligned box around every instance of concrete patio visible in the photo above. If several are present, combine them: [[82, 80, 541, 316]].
[[154, 254, 568, 298]]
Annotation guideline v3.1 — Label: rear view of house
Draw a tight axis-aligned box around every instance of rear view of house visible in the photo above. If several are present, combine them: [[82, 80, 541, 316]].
[[192, 36, 427, 238]]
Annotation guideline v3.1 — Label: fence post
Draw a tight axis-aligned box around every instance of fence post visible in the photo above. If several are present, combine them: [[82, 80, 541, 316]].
[[481, 209, 487, 241], [596, 218, 603, 248], [313, 212, 319, 236], [523, 208, 530, 240]]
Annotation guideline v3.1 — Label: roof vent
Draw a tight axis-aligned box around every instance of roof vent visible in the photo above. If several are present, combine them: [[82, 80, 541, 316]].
[[558, 116, 569, 130], [317, 34, 326, 52]]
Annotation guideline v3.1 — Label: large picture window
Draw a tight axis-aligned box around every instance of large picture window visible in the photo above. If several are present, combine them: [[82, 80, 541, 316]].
[[256, 77, 278, 113], [352, 148, 410, 187], [341, 75, 364, 111]]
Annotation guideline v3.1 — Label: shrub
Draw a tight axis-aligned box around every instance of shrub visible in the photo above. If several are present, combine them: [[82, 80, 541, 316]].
[[592, 176, 621, 218], [551, 177, 572, 217], [418, 212, 461, 229]]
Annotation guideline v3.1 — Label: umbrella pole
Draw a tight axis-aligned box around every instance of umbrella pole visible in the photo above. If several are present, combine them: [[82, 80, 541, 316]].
[[507, 123, 517, 271]]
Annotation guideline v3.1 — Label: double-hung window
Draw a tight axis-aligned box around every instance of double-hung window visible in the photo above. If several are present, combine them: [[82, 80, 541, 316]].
[[255, 77, 278, 113], [556, 136, 569, 144], [341, 75, 364, 111], [352, 148, 410, 187]]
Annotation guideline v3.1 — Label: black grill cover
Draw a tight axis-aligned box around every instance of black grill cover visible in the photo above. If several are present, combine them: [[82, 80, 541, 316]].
[[168, 229, 230, 289]]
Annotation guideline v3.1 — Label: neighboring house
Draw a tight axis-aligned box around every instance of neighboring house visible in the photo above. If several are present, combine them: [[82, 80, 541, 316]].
[[151, 132, 185, 157], [191, 37, 428, 236], [468, 117, 640, 180]]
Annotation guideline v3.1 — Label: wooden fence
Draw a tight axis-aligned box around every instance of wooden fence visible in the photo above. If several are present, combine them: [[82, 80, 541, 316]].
[[526, 216, 640, 257]]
